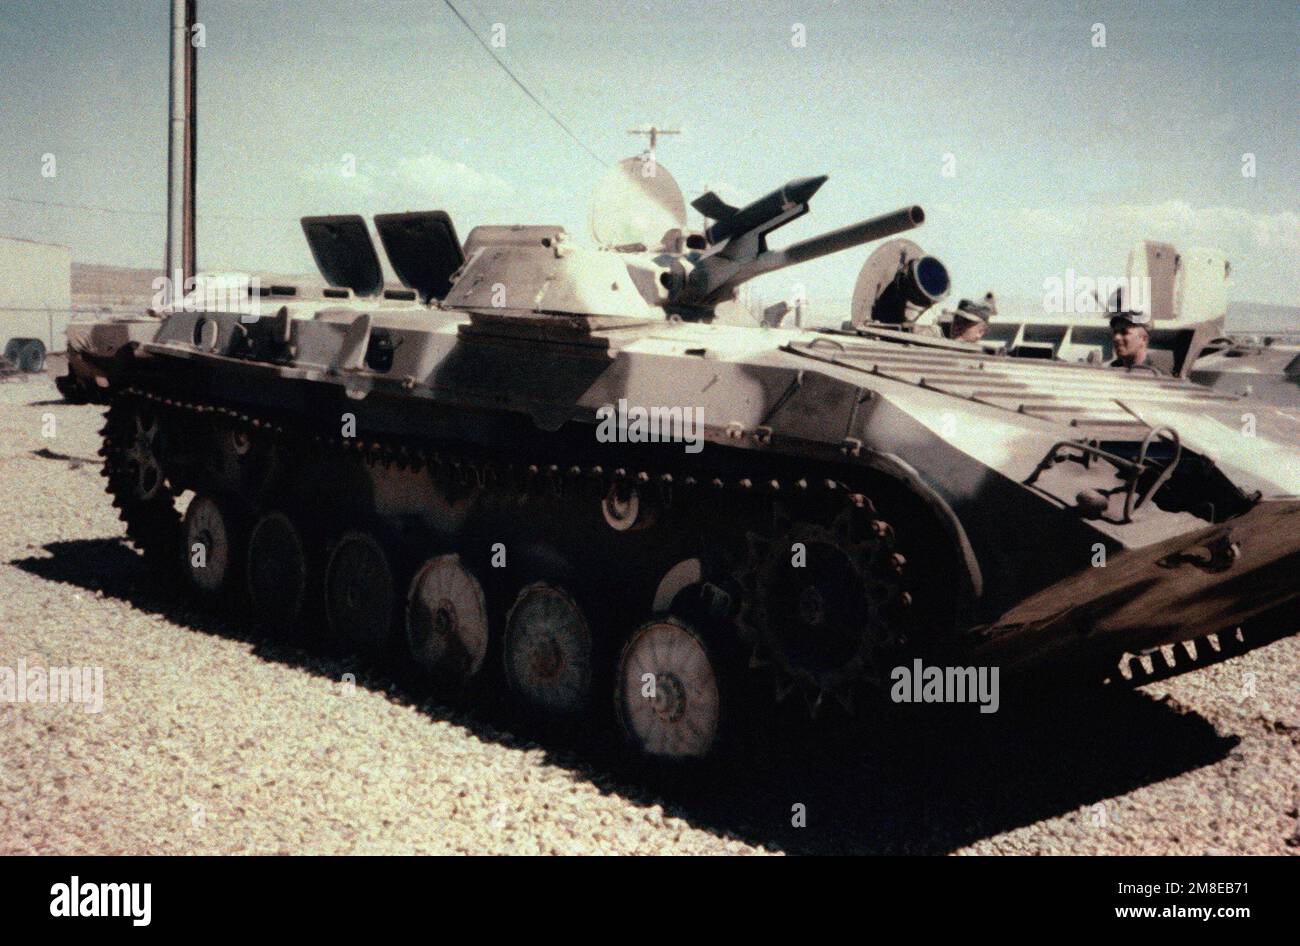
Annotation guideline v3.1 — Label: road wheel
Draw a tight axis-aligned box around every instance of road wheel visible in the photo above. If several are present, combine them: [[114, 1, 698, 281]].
[[405, 554, 489, 687], [503, 581, 593, 719], [615, 617, 726, 761], [246, 511, 308, 634], [182, 493, 247, 601], [325, 530, 396, 656]]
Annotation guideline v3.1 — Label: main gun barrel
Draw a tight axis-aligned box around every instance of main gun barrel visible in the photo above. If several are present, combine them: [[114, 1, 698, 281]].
[[714, 204, 926, 292], [782, 205, 925, 267], [672, 173, 930, 312]]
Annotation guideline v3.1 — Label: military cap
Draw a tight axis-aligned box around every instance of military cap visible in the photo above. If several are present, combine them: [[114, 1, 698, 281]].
[[1106, 287, 1151, 328], [949, 297, 995, 324]]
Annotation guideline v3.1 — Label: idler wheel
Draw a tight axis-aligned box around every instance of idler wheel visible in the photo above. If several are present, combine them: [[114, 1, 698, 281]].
[[405, 554, 489, 686], [246, 511, 308, 633], [101, 398, 181, 581], [325, 530, 396, 655], [123, 407, 166, 501], [182, 493, 245, 599], [503, 582, 593, 718], [615, 618, 723, 760]]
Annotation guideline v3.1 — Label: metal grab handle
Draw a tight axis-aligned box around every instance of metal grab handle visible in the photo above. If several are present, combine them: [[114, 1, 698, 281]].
[[1125, 426, 1181, 522], [1024, 439, 1137, 487]]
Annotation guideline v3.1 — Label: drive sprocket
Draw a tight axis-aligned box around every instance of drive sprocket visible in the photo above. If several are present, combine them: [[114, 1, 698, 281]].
[[99, 394, 182, 579], [738, 491, 911, 713]]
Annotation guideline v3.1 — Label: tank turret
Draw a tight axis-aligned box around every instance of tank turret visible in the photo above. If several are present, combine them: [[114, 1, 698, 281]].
[[438, 175, 927, 325]]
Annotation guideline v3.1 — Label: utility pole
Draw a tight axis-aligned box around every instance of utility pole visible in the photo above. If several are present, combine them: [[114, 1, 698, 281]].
[[165, 0, 197, 301]]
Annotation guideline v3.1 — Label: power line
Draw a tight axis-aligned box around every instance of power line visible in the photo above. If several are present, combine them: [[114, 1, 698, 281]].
[[6, 6, 612, 224], [439, 0, 608, 170], [0, 194, 287, 224], [0, 194, 161, 219]]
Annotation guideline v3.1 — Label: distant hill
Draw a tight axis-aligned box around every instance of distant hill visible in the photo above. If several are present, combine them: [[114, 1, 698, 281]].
[[1226, 301, 1300, 334], [71, 262, 162, 308]]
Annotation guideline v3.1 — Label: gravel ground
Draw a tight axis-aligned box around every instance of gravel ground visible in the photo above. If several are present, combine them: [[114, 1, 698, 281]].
[[1, 362, 1297, 855]]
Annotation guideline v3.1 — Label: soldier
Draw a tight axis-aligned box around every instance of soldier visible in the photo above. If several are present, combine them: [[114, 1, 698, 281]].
[[1108, 304, 1165, 374], [946, 294, 996, 343]]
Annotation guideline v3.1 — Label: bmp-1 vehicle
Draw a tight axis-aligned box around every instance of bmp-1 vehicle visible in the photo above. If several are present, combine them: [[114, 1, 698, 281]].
[[99, 165, 1300, 760]]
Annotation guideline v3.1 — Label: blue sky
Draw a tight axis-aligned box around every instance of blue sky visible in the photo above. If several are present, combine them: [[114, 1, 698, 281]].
[[1, 0, 1296, 313]]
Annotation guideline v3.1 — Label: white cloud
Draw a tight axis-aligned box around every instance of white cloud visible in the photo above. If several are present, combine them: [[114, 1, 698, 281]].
[[302, 151, 516, 209]]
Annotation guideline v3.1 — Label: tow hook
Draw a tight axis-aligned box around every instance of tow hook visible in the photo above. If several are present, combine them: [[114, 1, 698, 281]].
[[1158, 531, 1241, 573]]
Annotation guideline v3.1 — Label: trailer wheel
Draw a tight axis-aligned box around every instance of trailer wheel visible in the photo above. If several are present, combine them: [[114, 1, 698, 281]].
[[17, 340, 45, 373]]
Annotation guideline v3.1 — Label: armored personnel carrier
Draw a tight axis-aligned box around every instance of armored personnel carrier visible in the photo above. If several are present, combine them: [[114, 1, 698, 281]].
[[98, 171, 1300, 760], [1187, 335, 1300, 403], [882, 239, 1298, 408]]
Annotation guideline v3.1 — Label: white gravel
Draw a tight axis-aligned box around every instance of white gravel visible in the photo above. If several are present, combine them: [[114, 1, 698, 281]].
[[1, 364, 1296, 854]]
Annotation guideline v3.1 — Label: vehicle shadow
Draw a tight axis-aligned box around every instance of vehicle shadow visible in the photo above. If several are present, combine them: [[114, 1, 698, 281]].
[[12, 537, 1237, 855], [30, 447, 102, 467]]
